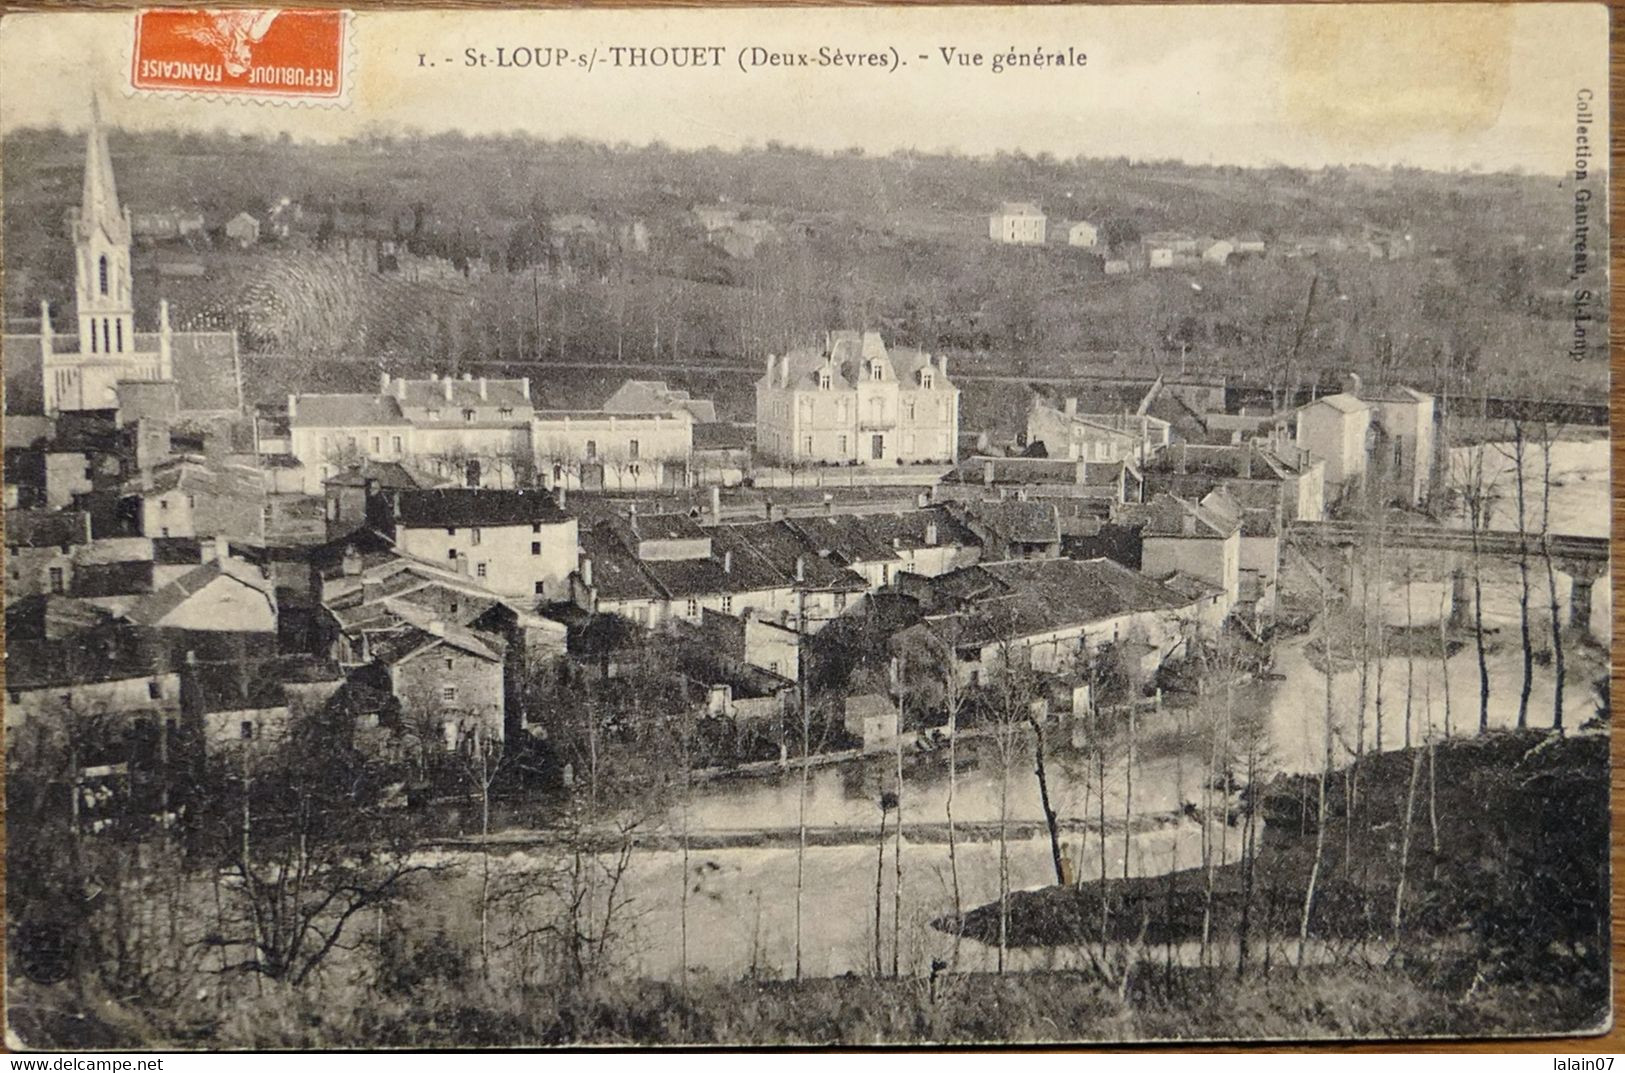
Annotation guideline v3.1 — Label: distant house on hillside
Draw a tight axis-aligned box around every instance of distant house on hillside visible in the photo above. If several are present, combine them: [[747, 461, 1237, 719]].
[[1201, 238, 1235, 265], [1067, 221, 1100, 248], [225, 212, 261, 248], [1145, 232, 1198, 269], [989, 202, 1047, 246]]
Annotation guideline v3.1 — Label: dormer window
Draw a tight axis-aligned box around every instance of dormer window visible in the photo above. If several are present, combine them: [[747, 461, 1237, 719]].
[[869, 360, 884, 381], [427, 407, 441, 420], [920, 370, 934, 389], [818, 369, 832, 390], [463, 409, 476, 423]]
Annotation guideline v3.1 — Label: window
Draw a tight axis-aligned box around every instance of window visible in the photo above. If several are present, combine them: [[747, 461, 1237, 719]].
[[470, 527, 482, 546], [447, 549, 458, 561], [838, 435, 848, 454], [446, 526, 457, 536], [869, 360, 884, 381], [818, 370, 832, 390], [463, 409, 476, 423], [159, 498, 169, 511], [585, 440, 597, 459], [552, 465, 563, 483], [687, 598, 699, 617], [371, 436, 380, 453], [721, 595, 733, 614], [476, 563, 487, 578], [6, 691, 17, 705], [499, 407, 514, 419], [446, 658, 455, 670], [905, 400, 916, 421], [628, 464, 641, 478], [532, 522, 542, 534], [802, 436, 813, 454], [834, 592, 847, 611], [440, 684, 459, 704], [115, 321, 123, 352], [98, 255, 109, 296], [240, 721, 255, 740], [48, 567, 64, 594], [629, 439, 640, 460], [148, 680, 162, 700], [160, 527, 170, 538], [531, 542, 541, 556], [534, 581, 545, 595], [187, 495, 195, 509], [392, 436, 403, 453], [920, 370, 934, 389]]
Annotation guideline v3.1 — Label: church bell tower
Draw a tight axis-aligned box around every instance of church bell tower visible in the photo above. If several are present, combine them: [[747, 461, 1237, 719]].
[[74, 93, 134, 358]]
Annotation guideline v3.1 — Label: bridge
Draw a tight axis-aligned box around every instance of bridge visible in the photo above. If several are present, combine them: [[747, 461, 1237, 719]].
[[1288, 520, 1609, 564], [1287, 519, 1608, 633]]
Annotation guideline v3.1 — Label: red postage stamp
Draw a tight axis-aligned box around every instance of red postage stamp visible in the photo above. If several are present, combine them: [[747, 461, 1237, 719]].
[[130, 9, 347, 100]]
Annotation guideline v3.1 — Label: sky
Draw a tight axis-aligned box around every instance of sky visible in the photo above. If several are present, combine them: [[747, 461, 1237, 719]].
[[0, 5, 1608, 173]]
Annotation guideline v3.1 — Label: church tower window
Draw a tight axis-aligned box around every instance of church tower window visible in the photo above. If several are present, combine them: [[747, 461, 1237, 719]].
[[99, 255, 109, 296]]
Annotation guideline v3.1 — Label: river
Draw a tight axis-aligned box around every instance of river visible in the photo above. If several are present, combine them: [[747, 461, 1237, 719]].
[[447, 438, 1609, 982]]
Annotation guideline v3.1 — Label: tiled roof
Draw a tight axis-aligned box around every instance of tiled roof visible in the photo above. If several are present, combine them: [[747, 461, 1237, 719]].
[[921, 558, 1195, 648], [579, 524, 668, 602], [716, 521, 867, 592], [391, 488, 569, 528], [7, 509, 89, 548], [996, 202, 1044, 217], [70, 560, 155, 599], [1118, 494, 1237, 540], [787, 514, 901, 565], [962, 500, 1061, 546], [692, 422, 755, 451], [122, 557, 274, 627], [291, 394, 410, 428], [324, 460, 445, 490], [395, 377, 531, 410], [1302, 392, 1370, 415], [6, 625, 173, 692], [602, 380, 718, 423]]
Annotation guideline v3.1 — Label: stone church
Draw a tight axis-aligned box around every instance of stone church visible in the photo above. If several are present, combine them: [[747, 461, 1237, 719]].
[[3, 98, 241, 419]]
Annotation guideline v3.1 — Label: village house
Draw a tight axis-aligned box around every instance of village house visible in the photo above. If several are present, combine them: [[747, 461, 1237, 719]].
[[1066, 221, 1100, 248], [1196, 485, 1282, 616], [533, 407, 693, 493], [4, 624, 182, 743], [366, 487, 578, 602], [843, 692, 896, 749], [224, 212, 261, 248], [893, 557, 1213, 689], [121, 456, 267, 544], [323, 460, 452, 540], [1295, 391, 1373, 501], [1145, 232, 1198, 269], [709, 519, 868, 633], [355, 613, 508, 750], [988, 202, 1047, 245], [120, 546, 278, 633], [6, 509, 93, 601], [947, 499, 1062, 561], [754, 331, 959, 469], [1118, 493, 1241, 614], [942, 454, 1144, 505], [130, 206, 206, 244], [1141, 440, 1326, 524], [1026, 396, 1170, 463], [690, 422, 755, 487]]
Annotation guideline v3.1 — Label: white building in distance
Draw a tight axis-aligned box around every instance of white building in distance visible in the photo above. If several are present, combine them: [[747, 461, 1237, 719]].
[[988, 202, 1047, 245]]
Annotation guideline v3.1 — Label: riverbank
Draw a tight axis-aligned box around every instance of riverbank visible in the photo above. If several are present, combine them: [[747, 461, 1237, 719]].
[[950, 727, 1609, 1038], [10, 955, 1607, 1046]]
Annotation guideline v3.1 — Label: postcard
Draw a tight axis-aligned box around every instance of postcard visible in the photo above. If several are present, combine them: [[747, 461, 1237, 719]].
[[0, 3, 1610, 1048]]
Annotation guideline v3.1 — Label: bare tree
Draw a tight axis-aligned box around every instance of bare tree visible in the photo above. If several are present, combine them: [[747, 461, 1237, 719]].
[[1491, 420, 1534, 728]]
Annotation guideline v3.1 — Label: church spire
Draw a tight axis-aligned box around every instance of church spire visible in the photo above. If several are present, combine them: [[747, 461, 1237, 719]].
[[80, 93, 124, 242]]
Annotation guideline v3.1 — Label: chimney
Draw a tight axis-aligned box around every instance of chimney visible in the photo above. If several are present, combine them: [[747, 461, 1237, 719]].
[[379, 371, 390, 394], [938, 353, 948, 380], [580, 554, 594, 588], [478, 377, 488, 401], [710, 485, 722, 525], [1064, 397, 1078, 418], [462, 372, 473, 381], [983, 460, 996, 485], [976, 431, 991, 452], [794, 554, 805, 582], [1344, 372, 1363, 396], [341, 544, 362, 576], [39, 299, 52, 344], [916, 491, 929, 509], [1182, 511, 1197, 536], [521, 377, 531, 400], [213, 534, 230, 563], [779, 354, 790, 387], [723, 549, 733, 574], [443, 376, 453, 401], [766, 352, 777, 377], [287, 394, 298, 419], [395, 377, 407, 399]]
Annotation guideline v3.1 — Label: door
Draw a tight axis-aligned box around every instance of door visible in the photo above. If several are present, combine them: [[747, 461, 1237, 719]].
[[871, 434, 885, 461]]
